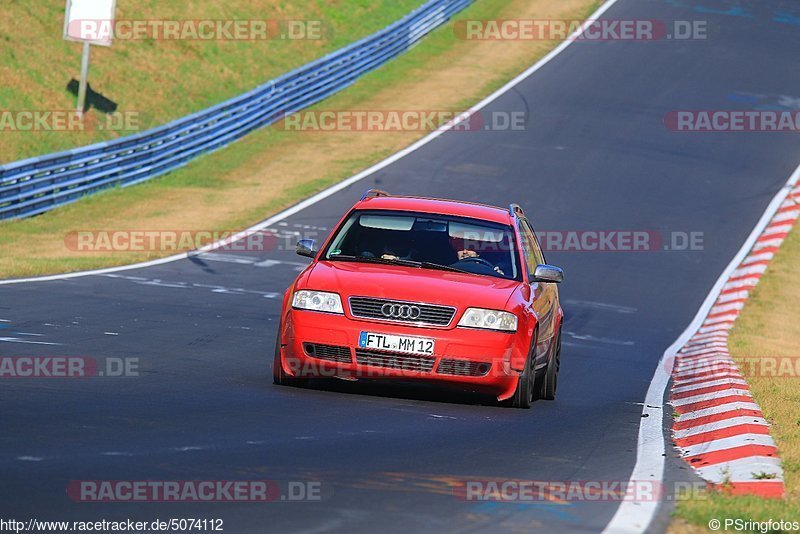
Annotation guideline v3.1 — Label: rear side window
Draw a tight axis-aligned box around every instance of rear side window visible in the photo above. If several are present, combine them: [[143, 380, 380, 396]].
[[519, 219, 545, 273]]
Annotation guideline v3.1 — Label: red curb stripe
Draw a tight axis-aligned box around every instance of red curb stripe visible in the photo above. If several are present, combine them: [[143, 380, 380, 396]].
[[710, 481, 784, 498], [674, 424, 770, 447], [683, 445, 778, 468], [674, 394, 753, 414], [672, 382, 750, 400], [750, 246, 779, 256], [673, 367, 739, 381], [706, 310, 741, 321], [673, 409, 764, 430], [726, 273, 765, 286], [777, 204, 800, 214], [676, 352, 731, 361], [719, 284, 755, 294], [673, 373, 745, 388]]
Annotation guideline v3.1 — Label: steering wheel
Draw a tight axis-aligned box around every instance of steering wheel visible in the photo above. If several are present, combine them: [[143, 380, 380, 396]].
[[460, 256, 495, 269]]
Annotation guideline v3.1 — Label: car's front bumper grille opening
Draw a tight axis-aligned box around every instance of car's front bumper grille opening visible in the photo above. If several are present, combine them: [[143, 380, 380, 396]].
[[349, 297, 456, 327], [437, 359, 492, 377], [304, 343, 352, 363], [355, 349, 436, 373]]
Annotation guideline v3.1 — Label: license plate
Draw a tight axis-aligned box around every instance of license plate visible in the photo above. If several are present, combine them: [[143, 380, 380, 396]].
[[358, 332, 435, 356]]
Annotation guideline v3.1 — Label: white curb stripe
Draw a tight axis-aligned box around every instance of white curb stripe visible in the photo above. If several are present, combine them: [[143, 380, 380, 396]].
[[680, 433, 775, 458], [675, 354, 732, 364], [674, 372, 745, 388], [677, 402, 762, 422], [672, 378, 748, 394], [678, 349, 729, 359], [742, 252, 775, 265], [698, 323, 734, 334], [694, 456, 784, 483], [752, 238, 785, 251], [708, 301, 745, 315], [772, 209, 800, 223], [687, 332, 731, 342], [730, 264, 769, 278], [716, 290, 750, 303], [676, 354, 734, 364], [674, 364, 738, 379], [673, 416, 769, 440], [671, 389, 751, 407], [675, 360, 735, 371], [703, 314, 739, 326]]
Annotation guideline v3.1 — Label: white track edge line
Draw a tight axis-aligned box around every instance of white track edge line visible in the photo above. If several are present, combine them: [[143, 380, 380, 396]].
[[603, 166, 800, 533], [0, 0, 622, 287]]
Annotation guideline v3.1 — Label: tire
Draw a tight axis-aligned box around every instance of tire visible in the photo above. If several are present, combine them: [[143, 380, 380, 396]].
[[272, 326, 306, 387], [508, 335, 537, 409], [539, 330, 561, 401]]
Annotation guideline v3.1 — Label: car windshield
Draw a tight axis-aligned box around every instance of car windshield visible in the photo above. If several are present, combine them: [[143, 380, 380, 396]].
[[323, 210, 521, 281]]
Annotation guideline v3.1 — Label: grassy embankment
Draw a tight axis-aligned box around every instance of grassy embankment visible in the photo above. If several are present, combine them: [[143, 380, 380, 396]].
[[0, 0, 599, 278]]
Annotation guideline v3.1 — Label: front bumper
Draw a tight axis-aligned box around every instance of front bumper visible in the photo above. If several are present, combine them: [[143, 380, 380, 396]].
[[279, 309, 522, 400]]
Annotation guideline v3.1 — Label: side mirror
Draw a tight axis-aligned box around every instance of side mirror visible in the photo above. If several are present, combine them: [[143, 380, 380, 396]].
[[296, 239, 316, 259], [532, 264, 564, 283]]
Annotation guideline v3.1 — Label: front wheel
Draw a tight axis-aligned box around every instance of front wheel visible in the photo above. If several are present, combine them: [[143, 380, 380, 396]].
[[272, 326, 306, 387], [508, 343, 537, 409], [539, 331, 561, 401]]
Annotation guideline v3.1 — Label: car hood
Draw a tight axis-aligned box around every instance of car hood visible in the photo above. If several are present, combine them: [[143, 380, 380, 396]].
[[304, 260, 519, 310]]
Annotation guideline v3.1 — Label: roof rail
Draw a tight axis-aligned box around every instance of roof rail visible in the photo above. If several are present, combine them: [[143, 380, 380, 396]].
[[360, 189, 391, 201], [509, 203, 525, 218]]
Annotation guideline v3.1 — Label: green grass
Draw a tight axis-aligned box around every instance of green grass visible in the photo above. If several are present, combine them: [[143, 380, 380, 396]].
[[0, 0, 601, 278], [0, 0, 422, 163]]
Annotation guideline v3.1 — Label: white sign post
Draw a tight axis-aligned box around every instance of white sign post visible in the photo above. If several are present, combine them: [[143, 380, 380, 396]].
[[63, 0, 116, 116]]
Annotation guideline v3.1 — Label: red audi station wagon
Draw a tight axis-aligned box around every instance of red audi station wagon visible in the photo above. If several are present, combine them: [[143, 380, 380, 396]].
[[273, 190, 564, 408]]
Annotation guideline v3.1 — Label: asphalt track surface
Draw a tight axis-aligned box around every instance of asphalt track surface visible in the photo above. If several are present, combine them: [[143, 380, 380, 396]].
[[2, 0, 800, 532]]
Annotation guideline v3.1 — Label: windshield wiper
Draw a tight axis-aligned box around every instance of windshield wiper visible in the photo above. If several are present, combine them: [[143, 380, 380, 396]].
[[416, 261, 472, 275], [326, 254, 420, 268], [326, 255, 471, 275]]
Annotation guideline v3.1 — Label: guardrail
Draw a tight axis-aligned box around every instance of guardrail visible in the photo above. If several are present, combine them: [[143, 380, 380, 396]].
[[0, 0, 473, 220]]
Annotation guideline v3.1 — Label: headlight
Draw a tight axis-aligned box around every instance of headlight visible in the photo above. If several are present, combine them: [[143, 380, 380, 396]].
[[458, 308, 517, 332], [292, 290, 344, 314]]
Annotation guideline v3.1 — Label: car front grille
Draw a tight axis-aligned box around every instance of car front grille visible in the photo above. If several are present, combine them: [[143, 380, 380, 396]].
[[303, 343, 352, 363], [349, 297, 456, 327], [355, 349, 436, 373], [437, 359, 492, 377]]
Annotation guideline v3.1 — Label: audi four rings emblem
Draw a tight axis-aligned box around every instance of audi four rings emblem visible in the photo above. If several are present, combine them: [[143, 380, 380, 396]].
[[381, 303, 422, 320]]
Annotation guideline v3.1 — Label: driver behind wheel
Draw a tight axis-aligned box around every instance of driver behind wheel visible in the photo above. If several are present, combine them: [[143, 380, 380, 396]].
[[454, 245, 505, 276]]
